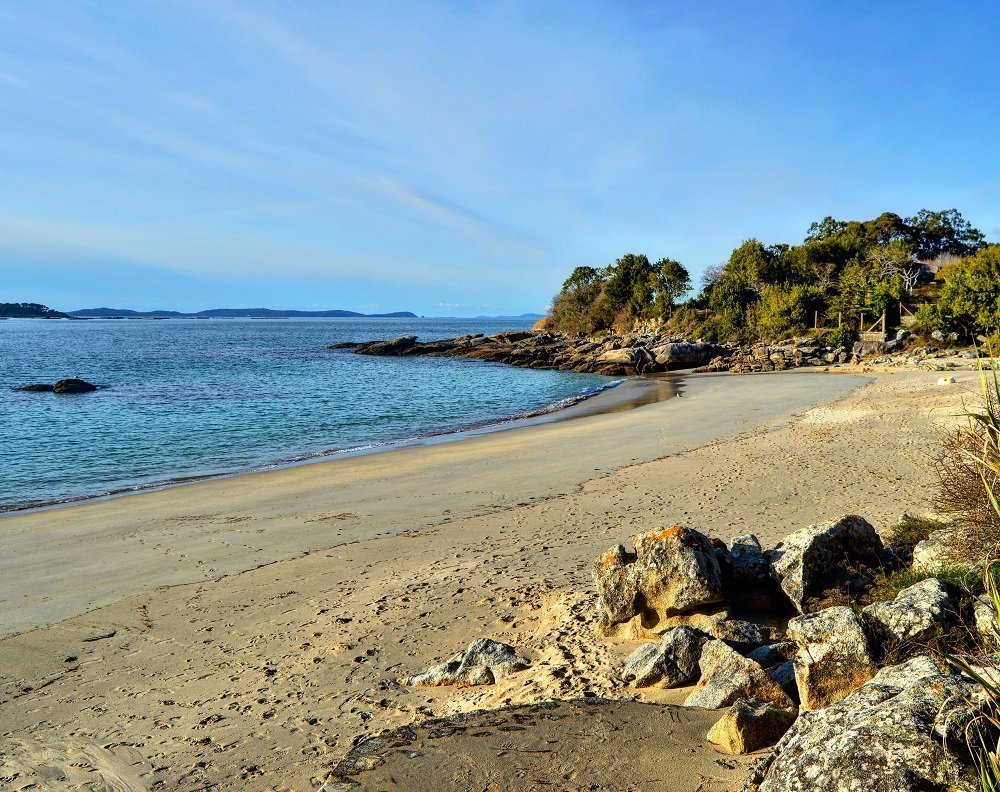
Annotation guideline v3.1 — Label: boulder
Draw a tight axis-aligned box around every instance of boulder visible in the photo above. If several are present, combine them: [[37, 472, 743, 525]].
[[862, 578, 952, 643], [356, 336, 418, 356], [621, 626, 707, 688], [18, 383, 54, 392], [52, 378, 97, 394], [746, 642, 798, 669], [744, 667, 977, 791], [708, 619, 782, 652], [683, 640, 793, 710], [594, 526, 724, 632], [786, 606, 875, 710], [650, 341, 716, 369], [706, 698, 797, 755], [911, 528, 978, 574], [400, 638, 529, 687], [867, 655, 941, 688], [767, 515, 883, 613], [728, 534, 781, 612]]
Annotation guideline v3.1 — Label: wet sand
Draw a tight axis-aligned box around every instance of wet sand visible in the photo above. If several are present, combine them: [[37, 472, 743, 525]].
[[0, 369, 974, 791]]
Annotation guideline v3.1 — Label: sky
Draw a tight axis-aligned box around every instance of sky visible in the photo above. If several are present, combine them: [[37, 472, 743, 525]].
[[2, 1, 1000, 316]]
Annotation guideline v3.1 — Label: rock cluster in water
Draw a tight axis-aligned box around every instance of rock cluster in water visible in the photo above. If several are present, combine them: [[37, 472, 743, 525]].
[[18, 378, 98, 393]]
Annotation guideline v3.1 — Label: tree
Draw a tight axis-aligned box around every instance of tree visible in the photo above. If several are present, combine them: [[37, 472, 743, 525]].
[[906, 209, 986, 259], [936, 246, 1000, 338], [805, 216, 847, 243], [655, 257, 691, 317]]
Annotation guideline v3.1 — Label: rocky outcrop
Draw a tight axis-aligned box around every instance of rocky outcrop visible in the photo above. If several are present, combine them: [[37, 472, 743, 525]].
[[746, 642, 798, 669], [707, 698, 798, 755], [975, 594, 999, 642], [696, 338, 849, 374], [346, 331, 721, 376], [744, 662, 977, 791], [400, 638, 530, 687], [621, 625, 707, 688], [862, 578, 952, 643], [786, 606, 875, 710], [767, 515, 883, 613], [593, 526, 724, 632], [708, 619, 782, 652], [684, 640, 794, 710]]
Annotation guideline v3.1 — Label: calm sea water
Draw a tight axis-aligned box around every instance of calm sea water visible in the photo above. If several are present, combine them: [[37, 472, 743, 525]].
[[0, 318, 611, 511]]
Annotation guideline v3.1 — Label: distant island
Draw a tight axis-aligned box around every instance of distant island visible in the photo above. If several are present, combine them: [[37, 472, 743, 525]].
[[69, 307, 419, 318], [0, 302, 70, 319]]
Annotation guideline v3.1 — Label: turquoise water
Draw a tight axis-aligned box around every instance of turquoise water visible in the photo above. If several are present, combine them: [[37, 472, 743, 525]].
[[0, 318, 611, 511]]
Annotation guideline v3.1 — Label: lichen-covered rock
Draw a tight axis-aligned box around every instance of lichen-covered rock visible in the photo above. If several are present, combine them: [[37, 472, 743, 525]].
[[867, 655, 941, 688], [975, 594, 999, 642], [621, 626, 707, 688], [743, 669, 977, 791], [729, 534, 781, 612], [862, 578, 952, 643], [400, 638, 530, 687], [786, 606, 875, 710], [650, 341, 717, 369], [706, 698, 797, 755], [594, 526, 724, 631], [746, 642, 797, 669], [912, 528, 978, 574], [767, 515, 883, 613], [708, 619, 782, 652], [684, 640, 793, 710]]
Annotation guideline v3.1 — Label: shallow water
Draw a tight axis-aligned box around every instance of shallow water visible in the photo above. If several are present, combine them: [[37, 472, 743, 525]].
[[0, 318, 611, 510]]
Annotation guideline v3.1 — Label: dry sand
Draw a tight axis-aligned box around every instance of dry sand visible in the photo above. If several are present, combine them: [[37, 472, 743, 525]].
[[0, 369, 978, 791]]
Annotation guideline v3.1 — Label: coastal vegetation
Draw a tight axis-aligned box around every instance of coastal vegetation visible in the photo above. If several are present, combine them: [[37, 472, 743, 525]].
[[548, 208, 996, 346], [0, 302, 68, 319]]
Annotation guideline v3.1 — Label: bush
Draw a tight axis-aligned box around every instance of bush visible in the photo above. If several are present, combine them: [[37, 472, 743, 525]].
[[825, 323, 857, 350], [887, 514, 950, 554]]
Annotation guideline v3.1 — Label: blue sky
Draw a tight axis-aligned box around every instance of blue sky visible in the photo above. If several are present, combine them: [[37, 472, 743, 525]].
[[2, 1, 999, 316]]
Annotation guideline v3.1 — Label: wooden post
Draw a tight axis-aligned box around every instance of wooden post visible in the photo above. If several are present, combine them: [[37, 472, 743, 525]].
[[838, 312, 842, 328], [860, 313, 864, 332], [814, 310, 819, 329], [881, 312, 886, 333]]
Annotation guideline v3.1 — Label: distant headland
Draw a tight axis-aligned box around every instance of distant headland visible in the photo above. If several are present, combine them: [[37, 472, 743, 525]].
[[0, 303, 418, 319]]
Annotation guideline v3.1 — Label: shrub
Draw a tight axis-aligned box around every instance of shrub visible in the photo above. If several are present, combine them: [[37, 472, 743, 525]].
[[887, 514, 950, 554], [825, 323, 856, 350]]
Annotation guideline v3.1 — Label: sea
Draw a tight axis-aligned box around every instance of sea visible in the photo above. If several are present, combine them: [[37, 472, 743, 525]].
[[0, 317, 613, 512]]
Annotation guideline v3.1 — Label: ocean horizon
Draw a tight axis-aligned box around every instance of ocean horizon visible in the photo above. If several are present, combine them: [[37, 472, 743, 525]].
[[0, 317, 611, 512]]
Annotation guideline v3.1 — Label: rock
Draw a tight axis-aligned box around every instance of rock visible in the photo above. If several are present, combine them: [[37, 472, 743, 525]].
[[683, 640, 793, 710], [706, 698, 797, 755], [594, 526, 724, 631], [708, 619, 782, 652], [786, 606, 875, 710], [18, 383, 54, 392], [746, 642, 798, 669], [867, 655, 941, 688], [621, 626, 707, 688], [744, 669, 977, 791], [729, 534, 782, 612], [911, 528, 978, 574], [400, 638, 530, 687], [355, 335, 418, 356], [974, 594, 999, 642], [649, 341, 716, 369], [862, 578, 952, 643], [767, 515, 883, 613], [52, 378, 97, 393], [767, 660, 798, 704]]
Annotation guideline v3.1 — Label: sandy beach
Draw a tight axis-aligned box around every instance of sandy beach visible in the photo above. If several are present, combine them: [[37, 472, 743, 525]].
[[0, 368, 976, 791]]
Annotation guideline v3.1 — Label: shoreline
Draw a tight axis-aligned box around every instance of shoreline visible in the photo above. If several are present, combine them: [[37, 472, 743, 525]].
[[0, 373, 684, 517], [0, 369, 864, 640], [0, 368, 974, 791]]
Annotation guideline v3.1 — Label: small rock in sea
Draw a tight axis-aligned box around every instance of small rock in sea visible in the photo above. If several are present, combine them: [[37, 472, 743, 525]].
[[400, 638, 530, 687], [706, 697, 797, 755], [621, 625, 706, 688], [19, 383, 54, 392], [52, 378, 97, 394]]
